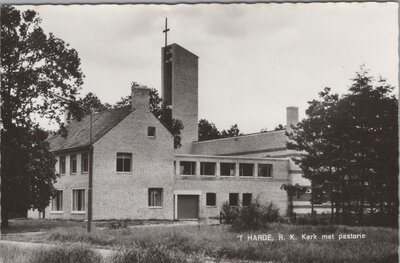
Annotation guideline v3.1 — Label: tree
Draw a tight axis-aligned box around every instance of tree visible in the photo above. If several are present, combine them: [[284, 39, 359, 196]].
[[198, 119, 221, 141], [287, 67, 398, 226], [281, 183, 307, 218], [221, 124, 243, 138], [1, 6, 84, 227], [76, 92, 111, 115]]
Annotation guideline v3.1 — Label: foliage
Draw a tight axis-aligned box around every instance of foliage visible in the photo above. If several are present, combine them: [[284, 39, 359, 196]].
[[280, 183, 307, 217], [287, 66, 398, 226], [0, 243, 101, 263], [31, 243, 102, 263], [198, 119, 220, 141], [261, 124, 285, 132], [1, 6, 84, 227], [220, 124, 243, 138], [5, 222, 398, 263], [231, 201, 280, 231], [198, 120, 243, 141], [112, 243, 203, 263], [220, 202, 240, 224]]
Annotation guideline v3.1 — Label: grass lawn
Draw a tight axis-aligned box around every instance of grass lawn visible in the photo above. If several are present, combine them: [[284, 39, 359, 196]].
[[1, 219, 398, 263]]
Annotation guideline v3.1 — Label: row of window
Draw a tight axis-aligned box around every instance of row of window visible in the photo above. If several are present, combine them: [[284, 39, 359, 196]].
[[206, 193, 253, 207], [52, 189, 252, 212], [51, 189, 85, 212], [178, 161, 272, 177], [59, 153, 89, 175], [52, 188, 163, 212]]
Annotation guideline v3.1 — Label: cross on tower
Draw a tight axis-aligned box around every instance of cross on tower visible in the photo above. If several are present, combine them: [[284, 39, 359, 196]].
[[163, 17, 170, 47]]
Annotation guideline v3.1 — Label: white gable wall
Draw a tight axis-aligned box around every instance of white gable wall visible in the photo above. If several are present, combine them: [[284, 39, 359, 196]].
[[92, 108, 175, 220]]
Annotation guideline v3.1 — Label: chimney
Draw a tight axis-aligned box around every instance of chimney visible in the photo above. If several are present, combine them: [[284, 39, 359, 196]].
[[286, 106, 299, 131], [131, 84, 150, 111]]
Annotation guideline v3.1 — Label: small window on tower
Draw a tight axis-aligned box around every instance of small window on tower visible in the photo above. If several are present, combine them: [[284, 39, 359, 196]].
[[148, 127, 156, 138]]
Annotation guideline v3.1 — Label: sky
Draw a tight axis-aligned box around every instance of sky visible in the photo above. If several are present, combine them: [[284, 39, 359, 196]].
[[21, 3, 398, 134]]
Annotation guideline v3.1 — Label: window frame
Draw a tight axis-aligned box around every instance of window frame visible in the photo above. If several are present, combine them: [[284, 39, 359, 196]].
[[50, 190, 63, 213], [148, 188, 163, 208], [81, 152, 89, 174], [200, 162, 216, 176], [258, 163, 273, 178], [71, 188, 86, 214], [70, 154, 77, 175], [59, 156, 66, 175], [116, 152, 132, 173], [147, 126, 156, 138], [229, 193, 239, 207], [179, 161, 196, 175], [242, 193, 252, 206], [206, 192, 217, 207], [239, 163, 254, 177], [220, 162, 236, 177]]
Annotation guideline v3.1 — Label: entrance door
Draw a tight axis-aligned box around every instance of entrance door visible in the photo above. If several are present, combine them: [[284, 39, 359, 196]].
[[177, 195, 199, 219]]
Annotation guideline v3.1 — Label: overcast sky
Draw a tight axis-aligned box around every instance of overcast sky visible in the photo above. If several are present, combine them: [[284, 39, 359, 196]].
[[22, 3, 398, 134]]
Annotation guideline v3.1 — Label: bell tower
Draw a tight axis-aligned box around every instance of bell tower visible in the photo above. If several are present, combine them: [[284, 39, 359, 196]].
[[161, 21, 199, 151]]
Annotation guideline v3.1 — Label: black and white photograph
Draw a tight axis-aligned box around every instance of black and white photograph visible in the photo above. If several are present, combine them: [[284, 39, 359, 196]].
[[0, 2, 398, 262]]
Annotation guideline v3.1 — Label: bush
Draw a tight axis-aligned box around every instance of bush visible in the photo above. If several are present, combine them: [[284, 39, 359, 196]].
[[220, 202, 240, 224], [296, 213, 330, 225], [31, 243, 102, 263], [231, 201, 280, 231], [112, 242, 204, 263]]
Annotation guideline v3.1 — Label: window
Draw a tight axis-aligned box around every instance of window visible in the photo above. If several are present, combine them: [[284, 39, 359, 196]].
[[70, 154, 77, 174], [220, 163, 235, 176], [229, 193, 239, 206], [148, 127, 156, 138], [200, 162, 216, 176], [180, 161, 196, 175], [148, 188, 163, 207], [72, 189, 85, 212], [239, 163, 254, 177], [242, 193, 252, 206], [258, 164, 272, 177], [117, 153, 132, 172], [206, 193, 216, 206], [59, 156, 66, 175], [51, 190, 63, 212], [81, 152, 89, 173]]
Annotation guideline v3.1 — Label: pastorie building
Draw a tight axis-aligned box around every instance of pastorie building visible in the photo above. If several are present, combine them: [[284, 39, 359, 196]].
[[29, 43, 317, 221]]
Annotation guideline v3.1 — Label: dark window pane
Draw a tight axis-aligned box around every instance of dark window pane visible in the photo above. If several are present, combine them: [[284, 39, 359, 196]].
[[258, 164, 272, 177], [117, 153, 132, 172], [148, 127, 156, 137], [220, 163, 235, 176], [201, 162, 216, 175], [123, 159, 131, 172], [239, 163, 254, 177], [81, 153, 89, 173], [229, 193, 239, 206], [242, 193, 252, 206], [206, 193, 216, 206], [148, 188, 163, 207], [180, 161, 196, 175]]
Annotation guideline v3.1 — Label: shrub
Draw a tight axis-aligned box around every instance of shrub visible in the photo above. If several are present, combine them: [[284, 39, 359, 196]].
[[220, 202, 240, 224], [231, 201, 280, 231], [112, 242, 204, 263], [296, 213, 330, 225], [31, 243, 102, 263]]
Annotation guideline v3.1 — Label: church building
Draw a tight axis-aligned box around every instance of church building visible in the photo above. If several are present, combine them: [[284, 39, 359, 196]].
[[30, 42, 315, 221]]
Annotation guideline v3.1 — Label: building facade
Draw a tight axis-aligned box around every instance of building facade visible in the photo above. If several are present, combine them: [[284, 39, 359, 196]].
[[29, 43, 319, 221]]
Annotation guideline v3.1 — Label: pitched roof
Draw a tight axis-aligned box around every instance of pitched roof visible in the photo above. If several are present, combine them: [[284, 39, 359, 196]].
[[48, 106, 132, 153]]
